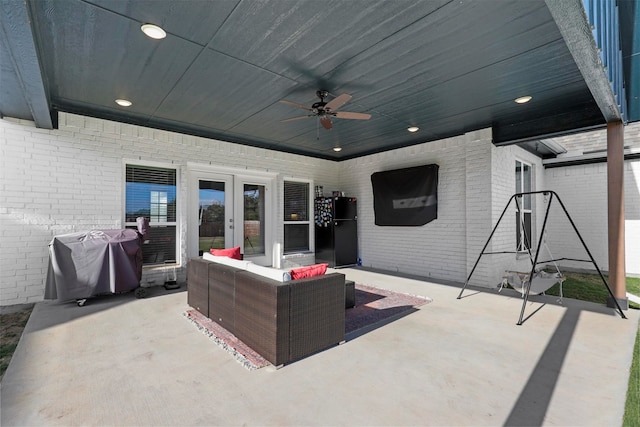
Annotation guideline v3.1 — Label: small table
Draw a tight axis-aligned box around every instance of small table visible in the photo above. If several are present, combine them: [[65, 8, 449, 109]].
[[345, 280, 355, 309]]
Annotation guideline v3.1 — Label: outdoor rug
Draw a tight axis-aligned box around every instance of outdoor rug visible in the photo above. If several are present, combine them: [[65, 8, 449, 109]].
[[183, 309, 270, 370], [183, 283, 431, 370], [345, 283, 431, 335]]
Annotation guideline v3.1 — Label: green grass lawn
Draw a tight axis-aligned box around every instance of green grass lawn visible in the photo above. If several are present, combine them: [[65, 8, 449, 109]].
[[540, 272, 638, 426], [624, 326, 639, 427], [544, 273, 640, 309]]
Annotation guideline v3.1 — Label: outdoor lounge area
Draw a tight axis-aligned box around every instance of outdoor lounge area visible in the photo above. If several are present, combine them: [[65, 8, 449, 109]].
[[2, 268, 638, 426], [1, 1, 640, 426]]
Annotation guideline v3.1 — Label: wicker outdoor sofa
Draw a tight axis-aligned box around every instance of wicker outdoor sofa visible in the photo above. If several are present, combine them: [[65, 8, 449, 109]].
[[187, 256, 346, 366]]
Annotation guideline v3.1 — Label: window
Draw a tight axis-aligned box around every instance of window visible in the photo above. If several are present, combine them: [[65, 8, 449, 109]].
[[515, 160, 532, 252], [283, 180, 311, 253], [125, 164, 177, 265]]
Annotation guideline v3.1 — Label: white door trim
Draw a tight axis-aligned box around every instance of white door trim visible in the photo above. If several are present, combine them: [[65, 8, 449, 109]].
[[187, 163, 277, 265], [187, 170, 234, 259]]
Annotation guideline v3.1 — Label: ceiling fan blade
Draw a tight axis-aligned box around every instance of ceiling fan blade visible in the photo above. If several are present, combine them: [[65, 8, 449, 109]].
[[334, 111, 371, 120], [279, 100, 312, 111], [320, 116, 333, 130], [281, 115, 312, 122], [325, 93, 352, 111]]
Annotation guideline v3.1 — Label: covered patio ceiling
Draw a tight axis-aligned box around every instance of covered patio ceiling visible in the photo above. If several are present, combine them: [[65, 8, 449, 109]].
[[1, 0, 637, 160]]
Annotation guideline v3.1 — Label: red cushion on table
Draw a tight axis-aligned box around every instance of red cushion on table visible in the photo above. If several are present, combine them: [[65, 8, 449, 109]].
[[290, 263, 328, 280], [209, 246, 242, 260]]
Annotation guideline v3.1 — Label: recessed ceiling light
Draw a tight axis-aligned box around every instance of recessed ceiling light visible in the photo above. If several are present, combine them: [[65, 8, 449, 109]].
[[515, 96, 532, 104], [407, 126, 419, 133], [141, 24, 166, 40], [333, 147, 342, 152], [115, 99, 132, 107]]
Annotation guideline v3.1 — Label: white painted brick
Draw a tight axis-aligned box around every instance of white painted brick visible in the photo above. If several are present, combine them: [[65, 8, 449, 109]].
[[1, 292, 19, 301], [0, 113, 341, 305], [3, 113, 638, 305], [545, 158, 640, 275]]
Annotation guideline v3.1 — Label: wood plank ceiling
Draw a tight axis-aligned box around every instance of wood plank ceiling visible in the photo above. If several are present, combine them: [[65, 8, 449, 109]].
[[0, 0, 633, 160]]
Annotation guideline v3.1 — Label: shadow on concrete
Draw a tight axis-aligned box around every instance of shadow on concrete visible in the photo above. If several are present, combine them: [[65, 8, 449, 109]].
[[503, 307, 580, 426], [354, 266, 626, 426], [355, 266, 625, 322]]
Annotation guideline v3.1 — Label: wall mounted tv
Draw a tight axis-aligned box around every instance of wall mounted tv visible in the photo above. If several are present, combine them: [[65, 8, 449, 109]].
[[371, 164, 438, 226]]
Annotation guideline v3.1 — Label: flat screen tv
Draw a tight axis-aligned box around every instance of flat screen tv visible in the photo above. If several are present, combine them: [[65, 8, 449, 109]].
[[371, 164, 438, 226]]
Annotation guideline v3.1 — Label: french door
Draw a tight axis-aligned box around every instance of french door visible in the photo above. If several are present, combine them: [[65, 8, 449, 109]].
[[189, 168, 273, 265], [189, 172, 234, 258]]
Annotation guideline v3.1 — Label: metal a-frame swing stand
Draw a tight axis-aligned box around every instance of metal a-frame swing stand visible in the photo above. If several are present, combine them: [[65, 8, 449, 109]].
[[457, 190, 627, 325]]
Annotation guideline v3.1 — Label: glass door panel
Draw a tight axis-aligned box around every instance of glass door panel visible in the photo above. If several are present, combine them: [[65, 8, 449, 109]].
[[199, 180, 227, 254], [235, 176, 272, 265], [243, 183, 265, 256], [189, 171, 233, 258]]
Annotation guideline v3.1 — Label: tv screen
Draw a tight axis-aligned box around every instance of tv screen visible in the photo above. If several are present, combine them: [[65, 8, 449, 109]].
[[371, 164, 438, 226]]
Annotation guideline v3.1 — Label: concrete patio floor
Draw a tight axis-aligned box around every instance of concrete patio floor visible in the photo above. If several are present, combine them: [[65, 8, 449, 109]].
[[1, 267, 638, 426]]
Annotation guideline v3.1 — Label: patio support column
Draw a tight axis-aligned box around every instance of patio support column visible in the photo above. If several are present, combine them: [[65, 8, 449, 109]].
[[607, 121, 627, 309]]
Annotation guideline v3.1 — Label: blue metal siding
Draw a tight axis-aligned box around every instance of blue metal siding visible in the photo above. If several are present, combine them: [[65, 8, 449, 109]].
[[582, 0, 629, 122]]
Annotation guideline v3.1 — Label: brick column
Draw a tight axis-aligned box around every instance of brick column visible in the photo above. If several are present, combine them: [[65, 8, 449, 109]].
[[607, 121, 627, 309]]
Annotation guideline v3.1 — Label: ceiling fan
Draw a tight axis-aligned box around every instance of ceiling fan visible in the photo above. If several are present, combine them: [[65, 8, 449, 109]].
[[280, 90, 371, 130]]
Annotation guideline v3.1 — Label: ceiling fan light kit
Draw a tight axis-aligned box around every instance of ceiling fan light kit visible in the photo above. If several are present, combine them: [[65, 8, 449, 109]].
[[280, 90, 371, 131]]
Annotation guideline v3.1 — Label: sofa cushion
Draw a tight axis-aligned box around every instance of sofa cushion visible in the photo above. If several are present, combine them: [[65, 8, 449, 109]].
[[290, 263, 328, 280], [203, 252, 250, 270], [245, 262, 291, 282], [209, 246, 241, 260]]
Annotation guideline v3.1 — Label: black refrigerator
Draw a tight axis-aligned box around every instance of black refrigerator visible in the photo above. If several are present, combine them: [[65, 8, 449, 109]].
[[315, 196, 358, 267]]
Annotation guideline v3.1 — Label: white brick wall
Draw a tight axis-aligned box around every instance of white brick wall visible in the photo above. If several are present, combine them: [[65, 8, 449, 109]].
[[546, 121, 640, 154], [544, 159, 640, 275], [337, 129, 553, 288], [465, 131, 494, 286], [338, 128, 518, 287], [0, 114, 340, 305], [2, 112, 638, 306], [339, 135, 467, 282]]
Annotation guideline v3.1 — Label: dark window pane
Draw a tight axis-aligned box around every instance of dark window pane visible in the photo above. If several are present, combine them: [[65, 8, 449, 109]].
[[523, 163, 531, 209], [125, 165, 177, 223], [524, 212, 532, 249], [516, 212, 533, 251], [199, 180, 226, 253], [284, 224, 309, 253], [284, 181, 309, 221], [516, 212, 521, 250], [127, 225, 176, 265], [244, 184, 265, 255]]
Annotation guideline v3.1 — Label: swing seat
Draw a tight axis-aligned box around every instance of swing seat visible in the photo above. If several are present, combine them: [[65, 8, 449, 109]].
[[506, 270, 564, 295]]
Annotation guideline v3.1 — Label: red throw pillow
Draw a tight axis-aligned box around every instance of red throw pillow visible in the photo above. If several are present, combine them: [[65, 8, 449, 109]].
[[290, 263, 328, 280], [209, 246, 241, 260]]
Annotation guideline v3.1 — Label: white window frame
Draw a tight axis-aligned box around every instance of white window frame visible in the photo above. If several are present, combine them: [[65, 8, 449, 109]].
[[124, 160, 180, 267], [282, 178, 314, 254], [515, 159, 533, 253]]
